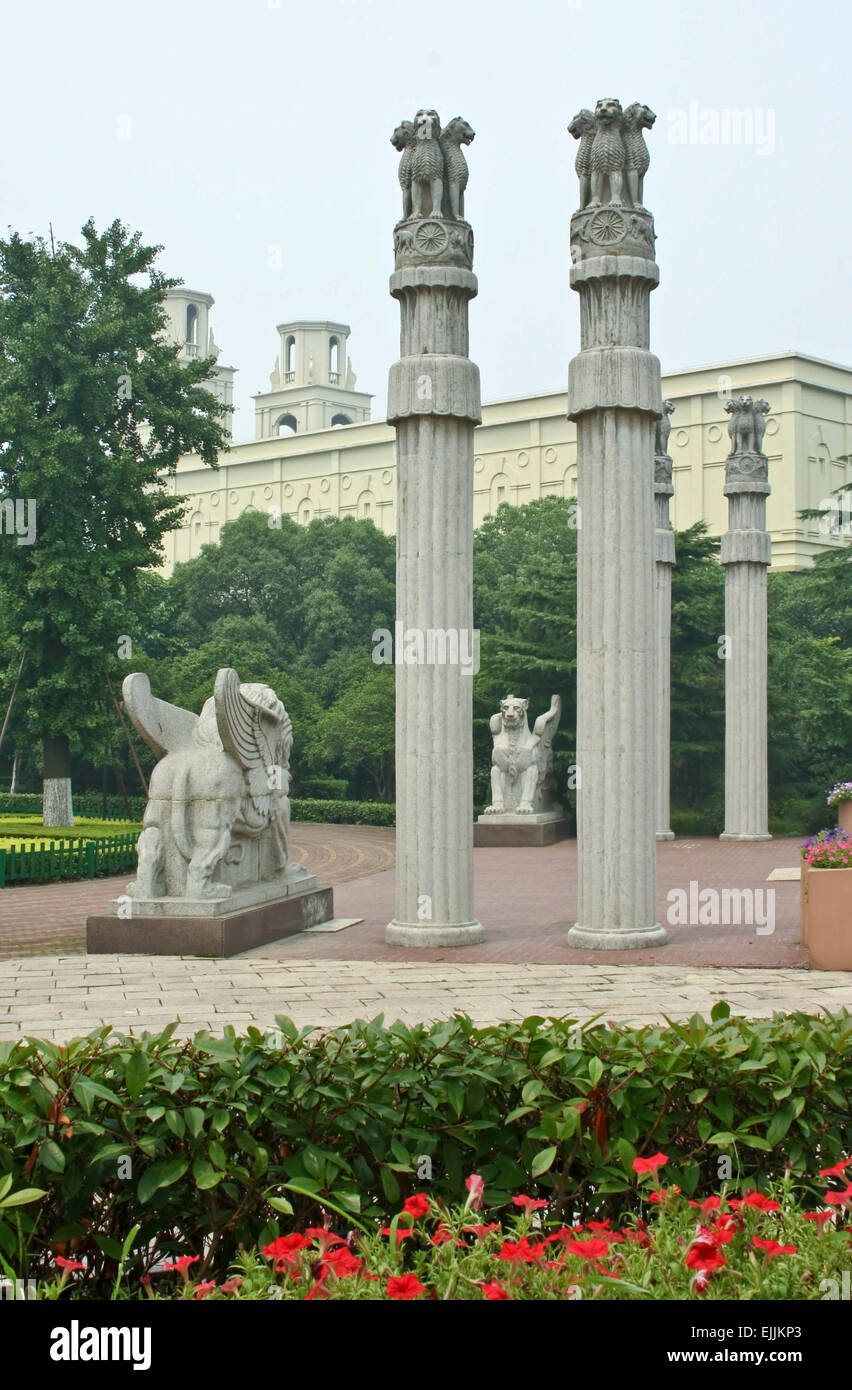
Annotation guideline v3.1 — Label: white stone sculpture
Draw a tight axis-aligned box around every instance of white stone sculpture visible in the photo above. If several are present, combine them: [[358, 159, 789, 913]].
[[566, 96, 667, 950], [655, 400, 676, 840], [484, 695, 562, 816], [720, 396, 772, 841], [122, 668, 313, 907], [386, 105, 483, 946]]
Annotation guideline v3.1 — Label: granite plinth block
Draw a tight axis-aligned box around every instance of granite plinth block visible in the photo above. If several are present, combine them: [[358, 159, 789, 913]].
[[86, 885, 334, 958]]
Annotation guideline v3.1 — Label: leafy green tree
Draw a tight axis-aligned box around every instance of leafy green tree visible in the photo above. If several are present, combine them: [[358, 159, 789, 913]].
[[317, 665, 395, 800], [473, 497, 578, 804], [669, 523, 725, 815], [0, 219, 229, 821]]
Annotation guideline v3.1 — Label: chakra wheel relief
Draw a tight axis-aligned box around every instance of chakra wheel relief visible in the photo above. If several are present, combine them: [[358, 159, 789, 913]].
[[588, 208, 627, 244], [414, 220, 450, 255]]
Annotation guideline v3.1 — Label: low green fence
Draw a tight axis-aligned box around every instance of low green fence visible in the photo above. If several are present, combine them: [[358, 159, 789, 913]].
[[0, 833, 139, 888]]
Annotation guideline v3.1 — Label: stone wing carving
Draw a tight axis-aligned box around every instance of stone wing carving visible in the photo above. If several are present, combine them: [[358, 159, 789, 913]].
[[214, 667, 290, 773], [532, 694, 562, 752], [122, 671, 198, 760]]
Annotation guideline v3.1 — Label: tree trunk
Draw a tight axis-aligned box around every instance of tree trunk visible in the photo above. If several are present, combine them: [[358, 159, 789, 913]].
[[43, 734, 74, 826]]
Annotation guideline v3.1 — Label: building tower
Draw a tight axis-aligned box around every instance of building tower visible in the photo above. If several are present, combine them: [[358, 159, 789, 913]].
[[254, 321, 373, 439], [162, 289, 236, 439]]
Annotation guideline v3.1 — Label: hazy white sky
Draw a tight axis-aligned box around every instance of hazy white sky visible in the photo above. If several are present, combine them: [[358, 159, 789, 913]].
[[4, 0, 849, 440]]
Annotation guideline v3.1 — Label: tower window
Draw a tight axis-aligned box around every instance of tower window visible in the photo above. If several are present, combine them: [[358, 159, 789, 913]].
[[329, 337, 340, 384], [186, 304, 199, 355], [285, 335, 296, 382], [276, 413, 298, 436], [331, 413, 352, 427]]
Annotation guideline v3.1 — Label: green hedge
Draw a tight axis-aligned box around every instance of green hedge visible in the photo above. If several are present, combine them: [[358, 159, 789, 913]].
[[290, 798, 394, 826], [0, 1006, 848, 1288], [0, 793, 147, 820], [0, 793, 393, 828]]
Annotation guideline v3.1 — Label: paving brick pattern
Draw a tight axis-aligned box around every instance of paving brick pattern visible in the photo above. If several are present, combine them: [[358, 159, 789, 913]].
[[0, 958, 849, 1044], [0, 828, 807, 967]]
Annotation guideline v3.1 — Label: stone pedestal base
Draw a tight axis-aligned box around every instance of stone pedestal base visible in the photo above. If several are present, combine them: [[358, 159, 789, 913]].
[[656, 829, 675, 841], [385, 920, 484, 948], [565, 921, 669, 951], [719, 832, 772, 843], [87, 885, 334, 958], [474, 813, 572, 847]]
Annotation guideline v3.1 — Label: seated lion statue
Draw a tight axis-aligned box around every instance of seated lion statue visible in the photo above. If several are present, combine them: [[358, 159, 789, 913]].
[[484, 694, 562, 816]]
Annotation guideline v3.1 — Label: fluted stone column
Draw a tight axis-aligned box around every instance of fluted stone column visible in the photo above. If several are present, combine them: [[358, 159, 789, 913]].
[[720, 396, 772, 841], [655, 401, 676, 840], [385, 108, 484, 946], [565, 97, 667, 949]]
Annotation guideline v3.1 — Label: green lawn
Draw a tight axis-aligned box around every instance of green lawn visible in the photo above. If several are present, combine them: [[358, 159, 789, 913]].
[[0, 815, 140, 850]]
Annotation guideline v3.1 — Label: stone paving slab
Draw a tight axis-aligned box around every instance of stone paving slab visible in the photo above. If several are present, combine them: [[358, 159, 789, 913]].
[[0, 957, 848, 1044]]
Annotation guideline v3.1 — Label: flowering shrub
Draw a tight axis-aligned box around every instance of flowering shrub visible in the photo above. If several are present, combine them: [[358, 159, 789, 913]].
[[826, 781, 852, 807], [1, 1007, 850, 1292], [33, 1162, 852, 1301], [801, 827, 852, 868]]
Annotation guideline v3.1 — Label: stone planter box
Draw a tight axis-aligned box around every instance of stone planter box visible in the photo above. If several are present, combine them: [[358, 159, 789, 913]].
[[838, 801, 852, 834], [801, 864, 852, 970]]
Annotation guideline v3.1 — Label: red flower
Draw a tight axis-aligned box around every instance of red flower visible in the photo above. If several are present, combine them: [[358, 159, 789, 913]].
[[685, 1240, 727, 1274], [689, 1196, 722, 1214], [380, 1226, 414, 1243], [163, 1255, 199, 1275], [512, 1194, 549, 1213], [55, 1256, 86, 1272], [481, 1279, 510, 1300], [633, 1152, 669, 1174], [263, 1234, 312, 1270], [567, 1237, 611, 1261], [818, 1158, 851, 1178], [194, 1280, 217, 1299], [402, 1193, 431, 1220], [323, 1247, 363, 1278], [496, 1236, 545, 1264], [739, 1192, 781, 1213], [305, 1228, 347, 1248], [464, 1222, 501, 1239], [586, 1219, 611, 1230], [431, 1223, 463, 1247], [626, 1227, 651, 1249], [221, 1277, 243, 1294], [753, 1236, 796, 1259], [649, 1186, 681, 1203], [803, 1211, 834, 1229], [464, 1173, 485, 1210], [387, 1273, 425, 1300], [692, 1269, 711, 1295], [701, 1220, 735, 1247], [824, 1183, 852, 1206]]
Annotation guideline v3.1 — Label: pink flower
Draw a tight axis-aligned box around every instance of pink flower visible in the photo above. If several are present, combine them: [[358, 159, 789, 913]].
[[194, 1280, 217, 1299], [464, 1173, 485, 1211], [55, 1256, 86, 1272]]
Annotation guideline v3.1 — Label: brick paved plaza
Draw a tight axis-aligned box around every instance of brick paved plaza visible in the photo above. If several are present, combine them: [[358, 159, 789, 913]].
[[0, 824, 850, 1043]]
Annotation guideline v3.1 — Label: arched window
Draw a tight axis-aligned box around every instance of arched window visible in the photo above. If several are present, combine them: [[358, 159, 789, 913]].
[[357, 489, 376, 520], [276, 413, 298, 437], [297, 498, 313, 525], [186, 304, 198, 347], [331, 412, 352, 427], [285, 335, 296, 382], [489, 471, 510, 514], [329, 337, 340, 384]]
